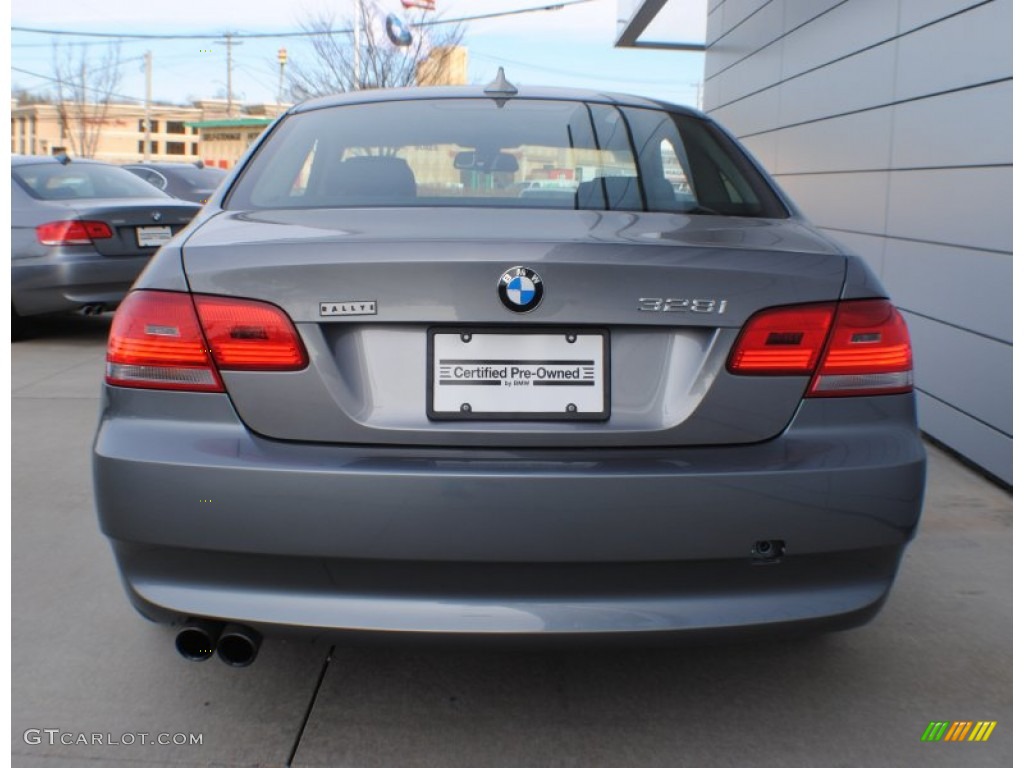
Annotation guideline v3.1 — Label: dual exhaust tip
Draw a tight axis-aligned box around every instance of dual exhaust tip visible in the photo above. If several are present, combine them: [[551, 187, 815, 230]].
[[175, 620, 262, 667]]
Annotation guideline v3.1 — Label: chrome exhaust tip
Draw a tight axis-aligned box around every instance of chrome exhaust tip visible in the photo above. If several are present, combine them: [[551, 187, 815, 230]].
[[216, 624, 262, 668], [174, 620, 223, 662]]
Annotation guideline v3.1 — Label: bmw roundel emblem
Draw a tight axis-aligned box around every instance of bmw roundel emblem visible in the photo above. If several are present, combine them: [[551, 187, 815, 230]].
[[498, 266, 543, 313]]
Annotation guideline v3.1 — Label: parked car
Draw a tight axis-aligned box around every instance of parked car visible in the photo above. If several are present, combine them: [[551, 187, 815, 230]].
[[93, 77, 926, 667], [122, 161, 227, 204], [11, 155, 200, 339]]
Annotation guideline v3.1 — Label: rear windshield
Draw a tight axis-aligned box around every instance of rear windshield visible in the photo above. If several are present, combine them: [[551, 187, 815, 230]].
[[13, 162, 170, 201], [167, 167, 228, 189], [228, 98, 787, 218]]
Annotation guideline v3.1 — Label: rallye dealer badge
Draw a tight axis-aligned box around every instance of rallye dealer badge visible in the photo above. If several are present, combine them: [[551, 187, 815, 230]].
[[320, 300, 378, 317]]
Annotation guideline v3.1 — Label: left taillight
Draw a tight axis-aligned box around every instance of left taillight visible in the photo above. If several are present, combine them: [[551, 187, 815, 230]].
[[106, 290, 307, 392], [36, 220, 113, 246]]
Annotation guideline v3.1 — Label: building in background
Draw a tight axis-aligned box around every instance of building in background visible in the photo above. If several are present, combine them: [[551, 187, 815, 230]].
[[415, 46, 469, 86], [10, 99, 289, 168], [186, 104, 287, 169], [617, 0, 1011, 484]]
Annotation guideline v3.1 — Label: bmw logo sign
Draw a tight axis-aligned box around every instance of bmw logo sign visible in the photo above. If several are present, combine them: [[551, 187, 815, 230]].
[[498, 266, 543, 313]]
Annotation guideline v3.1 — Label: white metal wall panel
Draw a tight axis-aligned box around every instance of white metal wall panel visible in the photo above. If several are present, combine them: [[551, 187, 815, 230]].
[[898, 0, 990, 31], [710, 87, 781, 136], [890, 81, 1012, 168], [917, 391, 1012, 482], [703, 0, 1011, 483], [706, 2, 783, 76], [882, 241, 1012, 343], [714, 44, 783, 105], [779, 0, 898, 79], [776, 172, 889, 234], [904, 314, 1011, 435], [886, 167, 1011, 252], [782, 0, 845, 33], [773, 109, 893, 174], [777, 44, 897, 126], [894, 0, 1009, 102], [716, 0, 774, 42]]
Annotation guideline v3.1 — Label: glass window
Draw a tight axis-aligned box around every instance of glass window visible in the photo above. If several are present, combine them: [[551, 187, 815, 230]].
[[13, 163, 167, 200], [228, 98, 786, 218], [167, 141, 187, 155], [166, 121, 187, 134], [623, 107, 786, 217]]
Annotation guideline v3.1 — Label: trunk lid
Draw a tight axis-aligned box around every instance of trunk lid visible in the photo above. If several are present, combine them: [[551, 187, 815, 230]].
[[182, 208, 847, 448], [63, 198, 199, 257]]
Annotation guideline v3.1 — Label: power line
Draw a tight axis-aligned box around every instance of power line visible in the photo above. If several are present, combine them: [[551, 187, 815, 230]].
[[470, 50, 692, 86], [11, 65, 145, 103], [10, 0, 597, 41]]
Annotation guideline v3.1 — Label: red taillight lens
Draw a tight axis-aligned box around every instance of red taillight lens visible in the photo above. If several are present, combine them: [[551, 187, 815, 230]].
[[808, 299, 913, 397], [728, 299, 913, 397], [106, 290, 308, 392], [193, 295, 308, 371], [106, 291, 223, 391], [36, 220, 113, 245], [727, 303, 835, 374]]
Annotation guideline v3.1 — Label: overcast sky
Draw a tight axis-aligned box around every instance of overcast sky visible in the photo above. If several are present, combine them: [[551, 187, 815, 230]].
[[10, 0, 707, 109]]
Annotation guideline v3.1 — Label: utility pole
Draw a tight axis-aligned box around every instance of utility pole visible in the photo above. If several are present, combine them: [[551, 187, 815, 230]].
[[216, 33, 241, 116], [144, 51, 152, 161], [79, 57, 87, 156], [352, 0, 361, 90]]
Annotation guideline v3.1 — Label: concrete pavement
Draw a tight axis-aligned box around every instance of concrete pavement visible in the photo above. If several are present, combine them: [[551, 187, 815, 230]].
[[12, 315, 1012, 767]]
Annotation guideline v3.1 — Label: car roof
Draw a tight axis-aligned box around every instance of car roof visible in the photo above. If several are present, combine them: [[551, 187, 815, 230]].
[[291, 84, 704, 118], [124, 163, 223, 171], [11, 154, 108, 167]]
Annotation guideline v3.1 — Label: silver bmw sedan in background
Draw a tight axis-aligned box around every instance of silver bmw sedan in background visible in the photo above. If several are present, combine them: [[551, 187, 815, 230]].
[[92, 78, 926, 667]]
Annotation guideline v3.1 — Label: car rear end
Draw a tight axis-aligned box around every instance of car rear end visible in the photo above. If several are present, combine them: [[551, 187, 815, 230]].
[[11, 158, 199, 318], [93, 87, 926, 655]]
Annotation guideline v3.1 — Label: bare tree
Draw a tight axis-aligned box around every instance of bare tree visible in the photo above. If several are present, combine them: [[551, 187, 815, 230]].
[[286, 2, 464, 100], [52, 42, 123, 158], [11, 86, 54, 105]]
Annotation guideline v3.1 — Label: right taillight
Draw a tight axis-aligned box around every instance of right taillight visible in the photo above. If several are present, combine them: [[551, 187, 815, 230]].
[[106, 290, 307, 392], [808, 299, 913, 397], [728, 299, 913, 397]]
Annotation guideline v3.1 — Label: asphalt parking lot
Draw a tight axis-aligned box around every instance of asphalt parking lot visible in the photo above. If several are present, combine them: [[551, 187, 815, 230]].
[[12, 314, 1012, 767]]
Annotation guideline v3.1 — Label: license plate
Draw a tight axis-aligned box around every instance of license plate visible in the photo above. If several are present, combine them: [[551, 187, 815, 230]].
[[429, 329, 609, 421], [136, 225, 172, 247]]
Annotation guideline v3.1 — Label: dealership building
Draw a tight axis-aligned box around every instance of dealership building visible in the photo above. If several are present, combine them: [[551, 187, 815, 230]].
[[618, 0, 1012, 484]]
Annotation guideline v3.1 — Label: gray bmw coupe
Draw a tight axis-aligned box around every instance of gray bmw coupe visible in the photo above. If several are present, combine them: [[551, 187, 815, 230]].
[[12, 155, 200, 339], [93, 78, 926, 666]]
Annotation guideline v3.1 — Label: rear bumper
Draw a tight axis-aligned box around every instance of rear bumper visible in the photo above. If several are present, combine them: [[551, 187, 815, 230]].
[[93, 389, 926, 638], [12, 252, 150, 316]]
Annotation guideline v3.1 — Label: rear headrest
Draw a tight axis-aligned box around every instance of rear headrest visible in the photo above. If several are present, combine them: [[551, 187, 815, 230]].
[[326, 156, 417, 202]]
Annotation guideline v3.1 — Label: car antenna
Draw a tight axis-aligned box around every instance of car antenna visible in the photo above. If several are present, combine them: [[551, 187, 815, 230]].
[[193, 159, 204, 169], [484, 67, 517, 107], [54, 152, 71, 165]]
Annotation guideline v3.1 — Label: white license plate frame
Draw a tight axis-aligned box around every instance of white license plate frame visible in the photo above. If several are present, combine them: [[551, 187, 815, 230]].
[[428, 328, 610, 421], [135, 225, 173, 247]]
